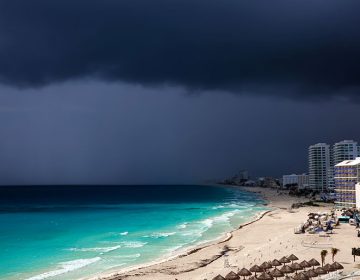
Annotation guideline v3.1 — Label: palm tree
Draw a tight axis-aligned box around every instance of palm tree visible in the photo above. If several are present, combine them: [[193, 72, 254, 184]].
[[321, 250, 328, 266], [331, 248, 340, 262]]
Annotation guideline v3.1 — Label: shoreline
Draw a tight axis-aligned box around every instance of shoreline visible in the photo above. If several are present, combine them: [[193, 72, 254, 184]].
[[90, 186, 280, 280], [91, 186, 360, 280]]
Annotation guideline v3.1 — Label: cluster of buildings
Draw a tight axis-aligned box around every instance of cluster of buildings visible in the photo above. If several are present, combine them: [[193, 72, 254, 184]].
[[283, 140, 360, 208]]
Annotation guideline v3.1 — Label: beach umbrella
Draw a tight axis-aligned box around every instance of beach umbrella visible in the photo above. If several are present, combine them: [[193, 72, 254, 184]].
[[271, 259, 282, 267], [314, 267, 326, 275], [330, 263, 338, 272], [213, 275, 226, 280], [287, 255, 299, 264], [305, 270, 318, 279], [270, 268, 284, 280], [279, 257, 291, 266], [225, 271, 240, 280], [344, 210, 353, 217], [308, 259, 320, 269], [290, 263, 302, 274], [299, 261, 311, 270], [280, 265, 294, 275], [332, 262, 344, 270], [238, 268, 252, 279], [257, 272, 273, 280], [260, 262, 273, 271], [323, 264, 335, 273], [292, 272, 309, 280], [250, 265, 263, 276]]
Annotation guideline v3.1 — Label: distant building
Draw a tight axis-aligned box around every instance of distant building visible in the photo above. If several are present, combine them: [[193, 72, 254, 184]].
[[257, 177, 280, 188], [238, 170, 249, 181], [308, 143, 332, 191], [282, 174, 309, 188], [334, 157, 360, 208], [298, 174, 310, 188], [282, 174, 298, 186]]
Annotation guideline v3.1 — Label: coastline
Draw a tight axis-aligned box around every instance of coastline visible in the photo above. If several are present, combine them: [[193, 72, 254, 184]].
[[90, 186, 301, 280], [89, 209, 271, 280], [91, 186, 360, 280]]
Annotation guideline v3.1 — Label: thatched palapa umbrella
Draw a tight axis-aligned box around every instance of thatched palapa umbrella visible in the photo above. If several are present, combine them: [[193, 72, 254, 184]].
[[290, 263, 302, 274], [308, 259, 320, 270], [250, 265, 263, 276], [280, 265, 294, 275], [287, 255, 299, 264], [332, 262, 344, 270], [305, 269, 318, 279], [270, 268, 284, 280], [213, 275, 226, 280], [225, 271, 240, 280], [238, 268, 252, 280], [299, 261, 311, 271], [293, 272, 309, 280], [314, 267, 326, 276], [257, 272, 273, 280], [323, 264, 335, 273], [279, 257, 291, 266], [271, 259, 282, 267], [260, 262, 273, 271]]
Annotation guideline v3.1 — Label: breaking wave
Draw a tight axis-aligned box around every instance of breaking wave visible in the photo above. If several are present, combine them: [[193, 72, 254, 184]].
[[25, 257, 101, 280]]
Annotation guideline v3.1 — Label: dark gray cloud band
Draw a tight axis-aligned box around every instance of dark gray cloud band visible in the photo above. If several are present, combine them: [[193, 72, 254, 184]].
[[0, 0, 360, 99]]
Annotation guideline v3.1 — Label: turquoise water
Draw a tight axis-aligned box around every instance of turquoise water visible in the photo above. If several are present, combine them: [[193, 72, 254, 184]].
[[0, 185, 267, 280]]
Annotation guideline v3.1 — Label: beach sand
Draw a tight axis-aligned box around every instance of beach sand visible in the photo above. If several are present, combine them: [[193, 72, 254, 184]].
[[93, 187, 360, 280]]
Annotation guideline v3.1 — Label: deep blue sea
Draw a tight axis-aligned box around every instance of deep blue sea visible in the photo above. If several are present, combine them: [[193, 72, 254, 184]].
[[0, 185, 267, 280]]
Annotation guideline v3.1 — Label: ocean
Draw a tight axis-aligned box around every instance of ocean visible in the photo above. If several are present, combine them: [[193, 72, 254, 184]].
[[0, 185, 267, 280]]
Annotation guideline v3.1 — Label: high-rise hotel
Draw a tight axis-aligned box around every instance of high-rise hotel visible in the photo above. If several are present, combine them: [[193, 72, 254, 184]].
[[308, 140, 359, 191], [308, 143, 332, 191], [334, 157, 360, 208], [333, 140, 359, 165]]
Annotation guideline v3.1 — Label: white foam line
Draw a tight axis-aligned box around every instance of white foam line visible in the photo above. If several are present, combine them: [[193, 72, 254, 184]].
[[25, 257, 101, 280], [67, 245, 121, 253], [120, 241, 147, 248], [143, 232, 176, 238]]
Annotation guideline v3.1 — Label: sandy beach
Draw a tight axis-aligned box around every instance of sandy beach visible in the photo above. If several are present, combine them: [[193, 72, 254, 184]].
[[93, 187, 360, 280]]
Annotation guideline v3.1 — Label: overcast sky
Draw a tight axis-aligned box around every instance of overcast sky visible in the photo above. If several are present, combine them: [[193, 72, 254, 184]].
[[0, 1, 359, 185]]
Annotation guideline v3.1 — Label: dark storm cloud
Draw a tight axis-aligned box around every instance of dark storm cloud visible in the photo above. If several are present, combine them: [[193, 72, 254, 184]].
[[0, 0, 360, 99], [1, 82, 359, 185]]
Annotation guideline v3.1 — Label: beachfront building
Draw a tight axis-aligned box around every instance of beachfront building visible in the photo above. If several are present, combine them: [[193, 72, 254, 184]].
[[334, 157, 360, 208], [333, 140, 359, 165], [308, 143, 332, 191], [298, 173, 310, 188], [356, 183, 360, 209], [282, 174, 309, 188]]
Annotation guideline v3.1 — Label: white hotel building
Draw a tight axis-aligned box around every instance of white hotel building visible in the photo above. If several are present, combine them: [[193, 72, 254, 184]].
[[282, 174, 309, 188], [308, 140, 360, 191], [333, 140, 359, 165], [308, 143, 332, 191], [334, 157, 360, 208]]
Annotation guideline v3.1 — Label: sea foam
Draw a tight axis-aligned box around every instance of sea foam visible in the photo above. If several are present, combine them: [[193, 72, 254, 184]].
[[120, 241, 147, 248], [144, 232, 177, 238], [67, 245, 121, 253], [25, 257, 101, 280]]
